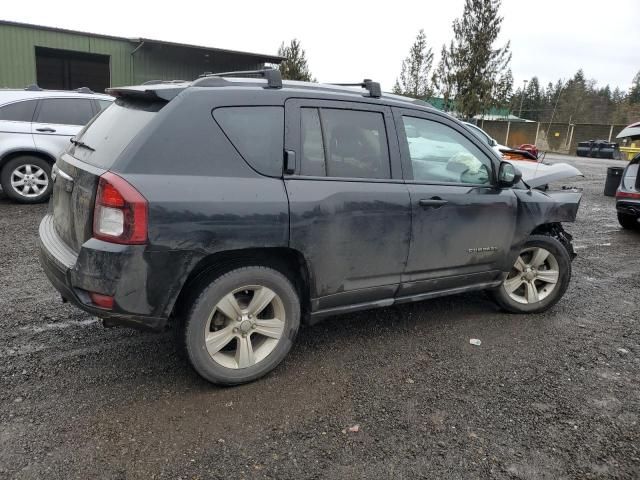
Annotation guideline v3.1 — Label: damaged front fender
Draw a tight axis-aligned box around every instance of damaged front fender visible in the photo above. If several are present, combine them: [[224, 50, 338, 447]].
[[501, 188, 582, 269]]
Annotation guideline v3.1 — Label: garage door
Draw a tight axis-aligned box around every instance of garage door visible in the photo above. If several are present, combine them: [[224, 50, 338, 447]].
[[35, 47, 110, 93]]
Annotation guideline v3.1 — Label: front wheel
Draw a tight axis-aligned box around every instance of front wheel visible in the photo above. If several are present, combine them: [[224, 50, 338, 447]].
[[490, 234, 572, 314], [183, 266, 300, 385]]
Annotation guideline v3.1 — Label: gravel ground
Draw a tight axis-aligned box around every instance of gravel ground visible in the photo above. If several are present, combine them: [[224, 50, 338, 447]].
[[0, 154, 639, 479]]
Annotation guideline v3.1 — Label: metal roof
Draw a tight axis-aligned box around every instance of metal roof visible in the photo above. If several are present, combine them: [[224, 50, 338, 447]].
[[0, 20, 284, 63]]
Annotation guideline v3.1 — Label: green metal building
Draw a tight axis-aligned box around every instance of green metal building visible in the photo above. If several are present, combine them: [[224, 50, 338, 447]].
[[0, 20, 283, 93]]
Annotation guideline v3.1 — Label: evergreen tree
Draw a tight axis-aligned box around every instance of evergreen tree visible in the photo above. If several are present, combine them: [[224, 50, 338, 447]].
[[522, 77, 543, 121], [629, 71, 640, 104], [277, 39, 313, 81], [491, 69, 513, 112], [393, 30, 434, 99], [433, 0, 511, 119]]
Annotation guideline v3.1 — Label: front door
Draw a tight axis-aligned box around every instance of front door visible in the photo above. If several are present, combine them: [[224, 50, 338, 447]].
[[284, 99, 411, 311], [393, 109, 518, 297]]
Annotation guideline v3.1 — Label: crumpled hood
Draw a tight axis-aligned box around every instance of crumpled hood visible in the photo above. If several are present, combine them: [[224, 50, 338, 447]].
[[505, 160, 583, 188]]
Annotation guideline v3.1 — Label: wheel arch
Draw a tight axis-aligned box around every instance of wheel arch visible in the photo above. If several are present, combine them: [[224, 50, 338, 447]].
[[0, 149, 56, 169], [170, 247, 313, 325], [530, 222, 576, 259]]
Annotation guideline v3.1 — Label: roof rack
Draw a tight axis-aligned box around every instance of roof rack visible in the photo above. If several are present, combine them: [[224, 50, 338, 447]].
[[330, 79, 382, 98], [195, 68, 282, 89], [141, 79, 187, 85], [23, 84, 97, 94]]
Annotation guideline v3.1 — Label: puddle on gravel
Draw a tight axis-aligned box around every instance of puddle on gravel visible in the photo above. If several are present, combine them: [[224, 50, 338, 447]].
[[19, 318, 99, 333]]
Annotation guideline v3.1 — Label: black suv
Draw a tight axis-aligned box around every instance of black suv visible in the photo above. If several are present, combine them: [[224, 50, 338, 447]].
[[39, 70, 582, 385]]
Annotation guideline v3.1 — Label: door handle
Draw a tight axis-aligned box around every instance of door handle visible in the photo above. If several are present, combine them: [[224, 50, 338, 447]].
[[36, 127, 56, 133], [419, 197, 448, 208], [284, 150, 296, 175]]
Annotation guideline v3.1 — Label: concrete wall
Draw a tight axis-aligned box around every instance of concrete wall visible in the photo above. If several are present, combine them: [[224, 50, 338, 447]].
[[478, 120, 628, 154]]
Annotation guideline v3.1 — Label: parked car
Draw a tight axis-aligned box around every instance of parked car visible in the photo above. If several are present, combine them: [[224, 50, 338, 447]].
[[462, 121, 582, 188], [39, 70, 582, 385], [616, 154, 640, 230], [462, 121, 508, 153], [0, 86, 113, 203]]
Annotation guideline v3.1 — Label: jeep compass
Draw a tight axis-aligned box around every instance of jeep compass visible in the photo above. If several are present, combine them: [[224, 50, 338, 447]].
[[39, 70, 582, 385]]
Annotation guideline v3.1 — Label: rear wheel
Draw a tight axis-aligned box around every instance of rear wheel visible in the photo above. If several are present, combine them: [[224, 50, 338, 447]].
[[490, 234, 571, 314], [183, 266, 300, 385], [0, 156, 52, 204], [618, 213, 639, 230]]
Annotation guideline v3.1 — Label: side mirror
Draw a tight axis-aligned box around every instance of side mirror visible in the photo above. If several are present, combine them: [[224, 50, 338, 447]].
[[490, 138, 498, 147], [498, 161, 522, 188]]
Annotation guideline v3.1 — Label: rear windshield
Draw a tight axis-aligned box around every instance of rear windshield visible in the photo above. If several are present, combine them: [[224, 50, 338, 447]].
[[622, 164, 638, 190], [73, 97, 165, 169]]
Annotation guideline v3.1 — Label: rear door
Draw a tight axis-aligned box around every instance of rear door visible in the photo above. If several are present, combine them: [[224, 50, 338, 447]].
[[32, 97, 96, 157], [284, 98, 411, 311], [394, 108, 518, 297]]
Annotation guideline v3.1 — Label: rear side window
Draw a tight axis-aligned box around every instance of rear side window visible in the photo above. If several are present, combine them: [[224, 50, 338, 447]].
[[300, 108, 391, 179], [213, 106, 284, 177], [73, 97, 165, 169], [0, 100, 38, 122], [36, 98, 95, 125]]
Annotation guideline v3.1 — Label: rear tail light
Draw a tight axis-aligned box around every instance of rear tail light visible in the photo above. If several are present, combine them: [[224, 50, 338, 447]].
[[616, 190, 640, 200], [88, 292, 114, 310], [93, 172, 148, 244]]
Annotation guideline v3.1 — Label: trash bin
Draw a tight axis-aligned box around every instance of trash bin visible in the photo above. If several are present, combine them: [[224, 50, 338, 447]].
[[604, 166, 624, 196]]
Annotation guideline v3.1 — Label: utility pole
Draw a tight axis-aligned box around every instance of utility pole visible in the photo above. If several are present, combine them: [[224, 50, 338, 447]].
[[518, 79, 528, 118]]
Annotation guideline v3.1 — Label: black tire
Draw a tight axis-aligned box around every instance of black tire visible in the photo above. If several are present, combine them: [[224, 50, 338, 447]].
[[0, 156, 52, 204], [490, 234, 572, 314], [618, 213, 639, 230], [183, 266, 300, 386]]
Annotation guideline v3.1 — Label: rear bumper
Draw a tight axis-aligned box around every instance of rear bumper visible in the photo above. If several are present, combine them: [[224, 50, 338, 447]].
[[616, 200, 640, 217], [38, 214, 169, 331]]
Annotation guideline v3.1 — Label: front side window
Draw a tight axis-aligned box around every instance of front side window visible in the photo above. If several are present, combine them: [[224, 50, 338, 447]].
[[0, 100, 38, 122], [299, 107, 391, 179], [213, 106, 284, 177], [36, 98, 95, 125], [402, 116, 492, 185]]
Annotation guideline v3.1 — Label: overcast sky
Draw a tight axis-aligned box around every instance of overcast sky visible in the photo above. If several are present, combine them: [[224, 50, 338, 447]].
[[3, 0, 639, 92]]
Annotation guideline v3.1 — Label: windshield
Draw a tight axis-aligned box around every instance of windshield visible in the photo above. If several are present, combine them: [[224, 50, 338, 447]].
[[72, 97, 165, 169]]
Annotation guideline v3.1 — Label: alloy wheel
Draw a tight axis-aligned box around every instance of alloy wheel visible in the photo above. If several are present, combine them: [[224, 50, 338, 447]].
[[11, 164, 49, 198], [204, 285, 286, 369], [503, 247, 560, 305]]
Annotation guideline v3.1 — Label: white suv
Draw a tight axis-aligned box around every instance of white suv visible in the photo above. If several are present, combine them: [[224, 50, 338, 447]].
[[0, 87, 113, 203]]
